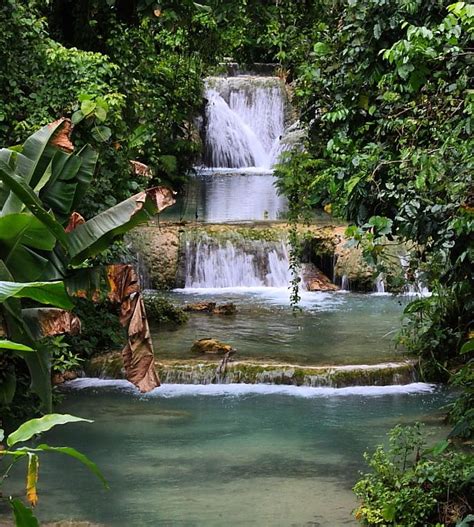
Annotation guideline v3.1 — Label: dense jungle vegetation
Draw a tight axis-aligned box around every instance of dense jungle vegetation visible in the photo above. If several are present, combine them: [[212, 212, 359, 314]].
[[0, 0, 472, 525]]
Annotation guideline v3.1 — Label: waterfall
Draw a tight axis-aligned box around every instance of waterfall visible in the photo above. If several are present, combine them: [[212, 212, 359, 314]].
[[374, 273, 386, 294], [203, 76, 286, 169], [183, 233, 291, 288], [399, 256, 430, 296]]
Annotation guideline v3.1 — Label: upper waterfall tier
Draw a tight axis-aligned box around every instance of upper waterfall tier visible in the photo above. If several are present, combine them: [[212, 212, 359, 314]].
[[203, 76, 287, 169]]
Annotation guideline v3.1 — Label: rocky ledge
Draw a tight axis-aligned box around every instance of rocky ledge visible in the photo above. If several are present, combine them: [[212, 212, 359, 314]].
[[86, 353, 417, 388]]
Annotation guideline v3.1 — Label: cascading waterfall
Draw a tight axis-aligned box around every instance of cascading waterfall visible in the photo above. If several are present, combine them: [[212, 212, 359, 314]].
[[203, 76, 286, 169], [183, 233, 291, 288]]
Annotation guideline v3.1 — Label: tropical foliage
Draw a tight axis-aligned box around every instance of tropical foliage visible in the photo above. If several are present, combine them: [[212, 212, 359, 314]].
[[0, 413, 107, 526], [0, 121, 169, 418], [274, 0, 473, 431], [353, 424, 474, 526]]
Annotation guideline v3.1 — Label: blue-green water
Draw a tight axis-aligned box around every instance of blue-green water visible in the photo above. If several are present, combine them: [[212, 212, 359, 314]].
[[2, 382, 449, 526], [152, 291, 409, 365]]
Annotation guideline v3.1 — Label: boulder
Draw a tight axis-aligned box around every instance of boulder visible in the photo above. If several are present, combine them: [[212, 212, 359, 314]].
[[184, 302, 237, 315], [213, 303, 237, 315], [52, 370, 79, 385], [190, 338, 236, 356], [301, 263, 339, 292], [183, 302, 216, 313]]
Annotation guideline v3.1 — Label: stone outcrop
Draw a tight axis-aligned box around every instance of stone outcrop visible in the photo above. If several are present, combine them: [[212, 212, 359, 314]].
[[190, 338, 236, 356], [84, 353, 417, 388], [125, 224, 181, 289], [126, 220, 401, 292], [301, 263, 339, 292], [183, 302, 237, 315]]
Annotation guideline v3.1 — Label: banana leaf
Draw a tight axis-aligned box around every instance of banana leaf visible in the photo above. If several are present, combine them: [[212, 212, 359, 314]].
[[67, 187, 175, 264], [0, 213, 56, 281], [2, 120, 65, 214], [0, 262, 52, 412], [0, 159, 68, 247], [0, 280, 73, 309]]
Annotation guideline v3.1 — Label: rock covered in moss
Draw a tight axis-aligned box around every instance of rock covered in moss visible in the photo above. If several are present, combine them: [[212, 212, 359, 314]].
[[190, 338, 236, 356], [184, 302, 237, 315], [143, 295, 188, 326]]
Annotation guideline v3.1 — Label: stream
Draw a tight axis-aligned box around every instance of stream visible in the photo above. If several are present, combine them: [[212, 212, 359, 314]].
[[1, 73, 447, 527], [5, 383, 450, 526]]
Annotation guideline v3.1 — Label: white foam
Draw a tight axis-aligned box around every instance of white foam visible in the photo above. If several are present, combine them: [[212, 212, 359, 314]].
[[173, 286, 343, 310], [196, 166, 274, 175], [66, 379, 436, 398]]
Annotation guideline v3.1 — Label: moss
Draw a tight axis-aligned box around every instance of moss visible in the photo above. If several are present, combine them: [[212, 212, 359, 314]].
[[85, 352, 124, 378], [143, 294, 189, 326]]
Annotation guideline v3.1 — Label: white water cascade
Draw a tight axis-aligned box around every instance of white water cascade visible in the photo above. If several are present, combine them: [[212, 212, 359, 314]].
[[184, 234, 291, 288], [203, 76, 286, 169]]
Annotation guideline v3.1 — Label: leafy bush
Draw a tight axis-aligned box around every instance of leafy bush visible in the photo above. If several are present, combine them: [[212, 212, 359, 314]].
[[47, 336, 84, 374], [66, 298, 125, 358], [143, 294, 188, 326], [353, 424, 474, 526]]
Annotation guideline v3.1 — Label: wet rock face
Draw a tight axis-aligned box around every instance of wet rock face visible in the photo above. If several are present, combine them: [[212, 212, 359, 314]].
[[125, 225, 180, 290], [301, 263, 339, 292], [183, 302, 237, 315], [190, 338, 236, 356]]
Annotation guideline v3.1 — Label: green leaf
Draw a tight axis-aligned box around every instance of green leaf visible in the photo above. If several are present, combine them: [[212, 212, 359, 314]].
[[91, 125, 112, 142], [0, 280, 73, 309], [81, 100, 96, 116], [67, 188, 175, 264], [35, 444, 109, 489], [0, 371, 16, 406], [71, 145, 98, 211], [0, 339, 34, 352], [460, 339, 474, 355], [10, 498, 39, 527], [382, 502, 396, 521], [7, 414, 93, 446], [94, 106, 107, 122], [0, 159, 68, 247], [429, 440, 450, 456], [456, 515, 474, 527], [71, 110, 85, 125]]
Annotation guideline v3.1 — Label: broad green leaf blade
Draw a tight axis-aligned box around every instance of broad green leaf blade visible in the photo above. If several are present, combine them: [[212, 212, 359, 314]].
[[0, 339, 34, 351], [0, 213, 56, 251], [71, 145, 98, 210], [41, 151, 82, 220], [7, 414, 93, 446], [22, 121, 67, 189], [0, 263, 51, 411], [36, 444, 109, 489], [0, 371, 16, 405], [460, 340, 474, 355], [10, 498, 39, 527], [0, 280, 73, 309], [0, 160, 68, 247], [0, 213, 56, 281], [67, 187, 175, 264]]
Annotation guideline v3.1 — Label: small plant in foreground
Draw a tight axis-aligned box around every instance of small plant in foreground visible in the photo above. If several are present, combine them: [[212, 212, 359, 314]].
[[0, 414, 107, 526], [353, 424, 473, 526]]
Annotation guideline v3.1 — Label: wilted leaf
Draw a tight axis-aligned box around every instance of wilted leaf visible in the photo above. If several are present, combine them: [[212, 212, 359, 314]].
[[26, 453, 39, 507]]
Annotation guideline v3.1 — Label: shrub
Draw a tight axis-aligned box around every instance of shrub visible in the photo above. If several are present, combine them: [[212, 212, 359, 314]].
[[353, 424, 474, 526], [143, 295, 188, 326]]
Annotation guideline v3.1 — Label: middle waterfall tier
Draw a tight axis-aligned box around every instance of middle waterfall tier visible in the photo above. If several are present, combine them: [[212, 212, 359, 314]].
[[202, 76, 289, 169], [183, 231, 291, 288]]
